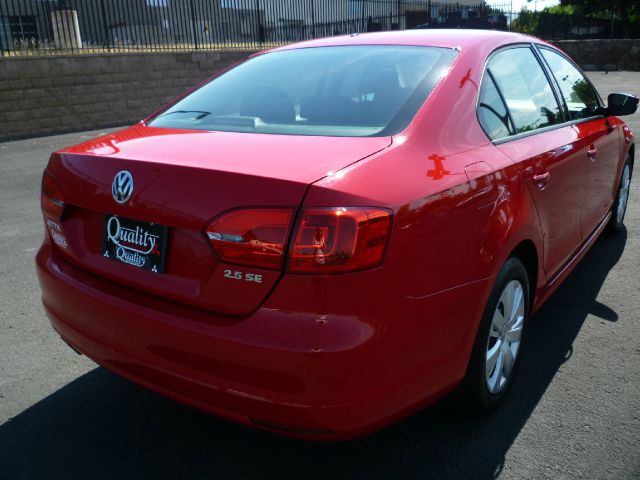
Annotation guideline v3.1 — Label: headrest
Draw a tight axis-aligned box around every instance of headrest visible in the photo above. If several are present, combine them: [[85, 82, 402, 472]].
[[240, 85, 295, 123], [359, 64, 401, 93], [300, 96, 357, 124]]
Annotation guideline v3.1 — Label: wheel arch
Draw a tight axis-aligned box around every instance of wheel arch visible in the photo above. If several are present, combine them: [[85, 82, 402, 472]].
[[508, 240, 538, 311]]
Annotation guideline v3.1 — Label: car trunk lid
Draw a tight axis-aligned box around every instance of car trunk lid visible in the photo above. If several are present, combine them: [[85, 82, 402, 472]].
[[45, 124, 391, 316]]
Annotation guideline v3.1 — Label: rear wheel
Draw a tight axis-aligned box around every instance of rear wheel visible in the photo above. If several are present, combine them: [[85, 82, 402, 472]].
[[459, 257, 529, 415], [606, 155, 632, 233]]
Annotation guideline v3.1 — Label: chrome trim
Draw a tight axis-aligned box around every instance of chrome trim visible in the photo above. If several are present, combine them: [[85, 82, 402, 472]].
[[112, 170, 134, 205], [491, 115, 605, 145]]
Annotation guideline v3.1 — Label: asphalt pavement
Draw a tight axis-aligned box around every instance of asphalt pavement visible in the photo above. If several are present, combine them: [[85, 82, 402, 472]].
[[0, 72, 639, 479]]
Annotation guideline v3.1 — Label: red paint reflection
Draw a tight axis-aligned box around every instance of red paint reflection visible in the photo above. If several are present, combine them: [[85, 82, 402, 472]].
[[426, 154, 450, 180]]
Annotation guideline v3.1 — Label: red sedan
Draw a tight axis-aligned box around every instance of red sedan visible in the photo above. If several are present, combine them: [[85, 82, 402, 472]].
[[36, 30, 637, 440]]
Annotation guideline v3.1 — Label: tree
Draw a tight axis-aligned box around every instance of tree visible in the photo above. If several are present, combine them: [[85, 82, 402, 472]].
[[513, 0, 640, 37], [511, 9, 539, 34], [559, 0, 639, 22]]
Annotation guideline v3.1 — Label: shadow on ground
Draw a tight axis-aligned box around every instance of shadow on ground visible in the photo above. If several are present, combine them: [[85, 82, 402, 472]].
[[0, 231, 627, 479]]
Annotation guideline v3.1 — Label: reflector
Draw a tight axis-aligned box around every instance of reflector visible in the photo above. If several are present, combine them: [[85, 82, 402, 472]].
[[41, 171, 65, 221]]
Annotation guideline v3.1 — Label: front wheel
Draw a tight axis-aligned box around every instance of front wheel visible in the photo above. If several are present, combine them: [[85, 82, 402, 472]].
[[458, 257, 529, 415], [606, 155, 632, 233]]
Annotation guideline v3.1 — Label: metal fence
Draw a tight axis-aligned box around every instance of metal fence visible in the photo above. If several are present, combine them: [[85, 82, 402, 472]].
[[0, 0, 511, 56]]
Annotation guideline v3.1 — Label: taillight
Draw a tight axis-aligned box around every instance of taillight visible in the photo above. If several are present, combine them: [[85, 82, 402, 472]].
[[205, 207, 392, 273], [41, 171, 65, 220], [288, 208, 391, 273], [205, 208, 294, 270]]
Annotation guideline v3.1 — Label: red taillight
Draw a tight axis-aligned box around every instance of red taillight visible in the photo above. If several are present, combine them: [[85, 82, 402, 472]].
[[288, 208, 391, 273], [41, 171, 65, 220], [205, 207, 392, 273], [205, 208, 294, 270]]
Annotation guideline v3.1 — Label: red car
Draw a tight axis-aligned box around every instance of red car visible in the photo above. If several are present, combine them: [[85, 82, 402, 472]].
[[37, 30, 637, 440]]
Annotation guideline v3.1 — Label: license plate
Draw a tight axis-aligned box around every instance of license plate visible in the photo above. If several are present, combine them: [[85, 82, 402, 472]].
[[102, 215, 168, 273]]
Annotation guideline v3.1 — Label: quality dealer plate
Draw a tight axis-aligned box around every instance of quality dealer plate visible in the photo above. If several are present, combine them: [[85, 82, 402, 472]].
[[102, 214, 168, 273]]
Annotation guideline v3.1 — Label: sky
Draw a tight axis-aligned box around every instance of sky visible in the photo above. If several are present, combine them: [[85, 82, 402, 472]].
[[511, 0, 561, 12]]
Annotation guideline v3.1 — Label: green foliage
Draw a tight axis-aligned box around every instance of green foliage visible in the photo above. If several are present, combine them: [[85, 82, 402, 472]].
[[512, 0, 640, 36], [559, 0, 640, 22], [511, 9, 539, 34], [545, 5, 575, 15]]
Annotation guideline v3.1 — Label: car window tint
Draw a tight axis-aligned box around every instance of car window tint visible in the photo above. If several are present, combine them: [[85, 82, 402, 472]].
[[148, 46, 457, 137], [477, 72, 513, 140], [540, 48, 600, 121], [485, 47, 562, 135], [338, 60, 370, 99]]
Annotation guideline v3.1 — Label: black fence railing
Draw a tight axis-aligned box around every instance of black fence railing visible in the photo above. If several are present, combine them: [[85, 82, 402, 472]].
[[513, 10, 640, 40], [0, 0, 510, 56]]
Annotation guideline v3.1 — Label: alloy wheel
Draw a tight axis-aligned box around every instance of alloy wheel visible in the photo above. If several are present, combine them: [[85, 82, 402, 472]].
[[485, 279, 525, 394], [616, 163, 631, 225]]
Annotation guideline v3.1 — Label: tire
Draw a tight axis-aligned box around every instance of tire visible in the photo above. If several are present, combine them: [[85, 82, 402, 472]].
[[458, 257, 530, 416], [606, 154, 633, 234]]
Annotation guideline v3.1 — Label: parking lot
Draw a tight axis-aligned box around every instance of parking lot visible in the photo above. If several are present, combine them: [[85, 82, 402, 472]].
[[0, 71, 639, 479]]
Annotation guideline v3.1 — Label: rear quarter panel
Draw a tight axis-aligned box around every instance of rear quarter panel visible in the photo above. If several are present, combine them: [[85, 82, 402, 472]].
[[302, 145, 543, 405], [299, 42, 546, 394]]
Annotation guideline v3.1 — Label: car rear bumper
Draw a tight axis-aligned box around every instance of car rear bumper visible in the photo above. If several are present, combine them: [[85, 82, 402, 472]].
[[36, 240, 491, 440]]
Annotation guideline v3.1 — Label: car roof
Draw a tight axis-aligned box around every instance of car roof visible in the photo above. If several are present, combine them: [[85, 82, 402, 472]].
[[270, 29, 542, 53]]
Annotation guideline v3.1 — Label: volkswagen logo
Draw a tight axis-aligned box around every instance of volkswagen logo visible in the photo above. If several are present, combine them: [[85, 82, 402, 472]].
[[112, 170, 134, 205]]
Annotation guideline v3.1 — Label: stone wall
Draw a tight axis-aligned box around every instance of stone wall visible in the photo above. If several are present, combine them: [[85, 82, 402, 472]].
[[553, 39, 640, 71], [1, 39, 639, 143], [0, 50, 252, 143]]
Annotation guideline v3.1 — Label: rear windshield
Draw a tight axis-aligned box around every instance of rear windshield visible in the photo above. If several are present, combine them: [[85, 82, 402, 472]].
[[148, 45, 457, 137]]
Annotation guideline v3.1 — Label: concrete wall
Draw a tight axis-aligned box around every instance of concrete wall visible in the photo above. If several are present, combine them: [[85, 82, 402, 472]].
[[553, 39, 640, 72], [0, 50, 251, 143]]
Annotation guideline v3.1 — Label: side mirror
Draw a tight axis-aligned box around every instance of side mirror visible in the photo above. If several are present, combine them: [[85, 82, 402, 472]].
[[607, 93, 639, 117]]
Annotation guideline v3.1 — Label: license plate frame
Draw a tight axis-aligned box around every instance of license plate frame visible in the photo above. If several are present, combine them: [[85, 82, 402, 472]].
[[102, 214, 169, 274]]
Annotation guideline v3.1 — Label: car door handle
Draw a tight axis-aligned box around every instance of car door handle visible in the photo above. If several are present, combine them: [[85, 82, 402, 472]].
[[532, 172, 550, 189], [587, 146, 598, 160]]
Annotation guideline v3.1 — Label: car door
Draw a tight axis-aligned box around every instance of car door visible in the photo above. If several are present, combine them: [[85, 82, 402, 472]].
[[538, 47, 621, 239], [477, 45, 587, 279]]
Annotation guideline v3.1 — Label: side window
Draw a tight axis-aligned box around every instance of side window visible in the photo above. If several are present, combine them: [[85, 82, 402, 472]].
[[478, 73, 513, 140], [540, 48, 600, 121], [479, 47, 562, 138]]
